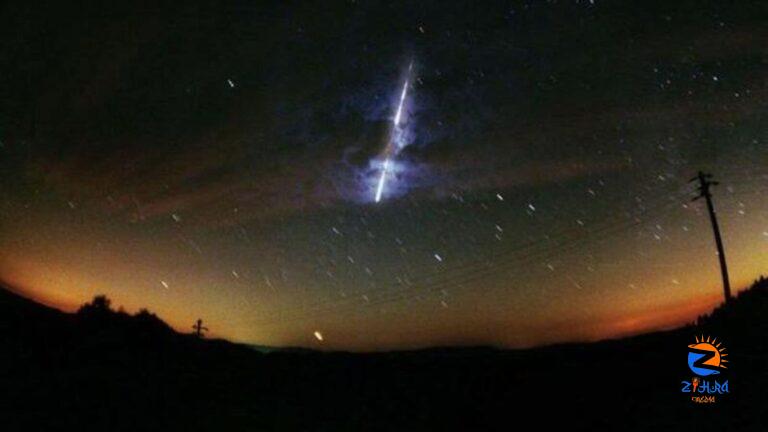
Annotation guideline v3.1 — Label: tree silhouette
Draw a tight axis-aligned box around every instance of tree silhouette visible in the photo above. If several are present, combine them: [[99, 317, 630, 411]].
[[77, 295, 113, 316]]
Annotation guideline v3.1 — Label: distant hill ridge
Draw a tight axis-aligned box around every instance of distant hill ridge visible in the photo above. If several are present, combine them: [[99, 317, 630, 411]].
[[1, 276, 766, 430], [1, 274, 766, 354]]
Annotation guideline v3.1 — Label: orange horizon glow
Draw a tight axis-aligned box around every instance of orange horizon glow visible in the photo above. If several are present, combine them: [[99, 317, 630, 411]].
[[1, 162, 766, 351], [2, 254, 761, 350]]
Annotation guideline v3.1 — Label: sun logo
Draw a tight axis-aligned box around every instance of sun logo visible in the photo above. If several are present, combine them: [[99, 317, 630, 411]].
[[687, 335, 728, 376]]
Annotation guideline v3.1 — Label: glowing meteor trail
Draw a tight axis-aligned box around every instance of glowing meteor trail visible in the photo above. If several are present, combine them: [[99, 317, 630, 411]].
[[374, 61, 413, 203], [393, 69, 410, 126], [374, 158, 390, 202]]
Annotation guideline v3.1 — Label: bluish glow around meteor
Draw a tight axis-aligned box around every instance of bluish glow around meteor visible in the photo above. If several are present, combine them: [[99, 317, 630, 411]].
[[374, 158, 390, 203], [373, 61, 414, 203]]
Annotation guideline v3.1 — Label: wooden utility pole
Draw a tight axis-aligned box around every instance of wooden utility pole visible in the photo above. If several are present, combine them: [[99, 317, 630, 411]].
[[690, 171, 732, 303], [193, 318, 209, 337]]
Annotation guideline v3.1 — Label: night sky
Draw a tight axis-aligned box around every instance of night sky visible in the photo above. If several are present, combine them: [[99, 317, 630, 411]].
[[1, 0, 767, 350]]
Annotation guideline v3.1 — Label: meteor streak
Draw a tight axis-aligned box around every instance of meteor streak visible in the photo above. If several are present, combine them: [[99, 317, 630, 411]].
[[374, 61, 414, 203], [374, 158, 390, 203]]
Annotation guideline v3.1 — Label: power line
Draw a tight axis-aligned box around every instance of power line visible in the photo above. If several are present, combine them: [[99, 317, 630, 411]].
[[252, 190, 690, 326], [255, 186, 691, 322]]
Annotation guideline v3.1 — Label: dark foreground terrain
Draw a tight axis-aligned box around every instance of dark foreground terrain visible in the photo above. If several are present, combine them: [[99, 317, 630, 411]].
[[1, 279, 766, 431]]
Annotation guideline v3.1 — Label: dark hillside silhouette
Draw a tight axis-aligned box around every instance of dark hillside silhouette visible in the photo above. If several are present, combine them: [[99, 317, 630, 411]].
[[74, 295, 177, 341], [697, 276, 767, 328], [1, 279, 766, 431]]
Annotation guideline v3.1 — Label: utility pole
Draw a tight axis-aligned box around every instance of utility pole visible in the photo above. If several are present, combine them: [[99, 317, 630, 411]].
[[690, 171, 732, 303], [193, 318, 209, 337]]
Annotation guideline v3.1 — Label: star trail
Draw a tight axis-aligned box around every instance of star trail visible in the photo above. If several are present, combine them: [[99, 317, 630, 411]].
[[0, 0, 766, 350]]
